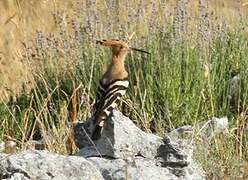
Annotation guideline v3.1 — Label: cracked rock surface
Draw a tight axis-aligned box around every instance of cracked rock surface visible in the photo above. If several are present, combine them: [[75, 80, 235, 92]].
[[0, 150, 103, 180], [75, 110, 164, 159], [75, 110, 205, 180]]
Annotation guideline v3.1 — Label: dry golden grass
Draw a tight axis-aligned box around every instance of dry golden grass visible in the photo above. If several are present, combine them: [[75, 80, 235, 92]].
[[0, 0, 248, 102], [0, 0, 80, 101]]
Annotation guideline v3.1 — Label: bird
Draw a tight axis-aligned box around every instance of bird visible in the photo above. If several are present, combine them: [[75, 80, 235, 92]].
[[92, 39, 149, 140]]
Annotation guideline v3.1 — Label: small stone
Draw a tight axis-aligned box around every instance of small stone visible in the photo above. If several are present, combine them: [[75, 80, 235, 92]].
[[4, 140, 17, 154]]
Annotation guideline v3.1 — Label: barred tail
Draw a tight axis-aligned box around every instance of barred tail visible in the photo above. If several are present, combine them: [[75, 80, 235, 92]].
[[91, 125, 102, 140]]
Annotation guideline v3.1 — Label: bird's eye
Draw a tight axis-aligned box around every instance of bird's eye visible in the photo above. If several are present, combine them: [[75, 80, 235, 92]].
[[120, 45, 124, 49]]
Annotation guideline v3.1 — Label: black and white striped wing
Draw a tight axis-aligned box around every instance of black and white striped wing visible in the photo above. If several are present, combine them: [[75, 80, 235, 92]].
[[92, 78, 129, 140], [94, 78, 129, 123], [101, 78, 129, 116]]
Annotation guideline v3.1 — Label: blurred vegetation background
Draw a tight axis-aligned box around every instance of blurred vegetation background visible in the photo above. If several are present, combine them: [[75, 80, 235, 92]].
[[0, 0, 248, 178]]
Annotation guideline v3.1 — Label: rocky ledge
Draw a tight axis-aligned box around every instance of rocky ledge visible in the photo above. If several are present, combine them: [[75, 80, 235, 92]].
[[0, 110, 205, 180]]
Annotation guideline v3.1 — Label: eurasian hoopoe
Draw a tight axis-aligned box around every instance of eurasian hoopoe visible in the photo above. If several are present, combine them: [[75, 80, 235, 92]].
[[92, 39, 149, 140]]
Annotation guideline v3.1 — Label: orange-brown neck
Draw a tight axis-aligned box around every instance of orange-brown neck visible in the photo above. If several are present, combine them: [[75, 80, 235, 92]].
[[110, 53, 127, 70]]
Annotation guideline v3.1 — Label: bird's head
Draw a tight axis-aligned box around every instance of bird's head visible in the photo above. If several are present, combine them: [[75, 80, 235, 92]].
[[96, 39, 129, 57], [96, 39, 150, 61]]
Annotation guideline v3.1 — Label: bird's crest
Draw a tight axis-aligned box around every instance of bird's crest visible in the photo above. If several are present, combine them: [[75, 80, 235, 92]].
[[96, 39, 150, 54], [96, 39, 128, 48]]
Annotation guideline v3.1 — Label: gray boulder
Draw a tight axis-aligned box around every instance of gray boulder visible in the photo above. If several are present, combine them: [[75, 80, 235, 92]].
[[228, 74, 240, 102], [0, 150, 103, 180], [75, 110, 165, 159], [74, 110, 205, 180]]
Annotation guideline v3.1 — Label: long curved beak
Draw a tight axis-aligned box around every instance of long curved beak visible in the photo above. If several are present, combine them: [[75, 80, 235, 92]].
[[130, 47, 150, 54]]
